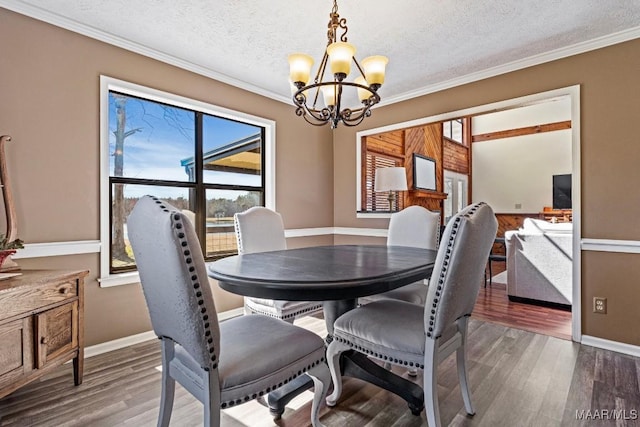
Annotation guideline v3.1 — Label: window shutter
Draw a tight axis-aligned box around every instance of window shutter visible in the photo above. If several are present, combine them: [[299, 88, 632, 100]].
[[363, 153, 404, 212]]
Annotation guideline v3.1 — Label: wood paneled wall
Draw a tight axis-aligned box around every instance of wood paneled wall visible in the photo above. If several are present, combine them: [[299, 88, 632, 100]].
[[404, 124, 444, 212], [443, 139, 469, 174], [364, 131, 404, 159], [495, 213, 539, 237]]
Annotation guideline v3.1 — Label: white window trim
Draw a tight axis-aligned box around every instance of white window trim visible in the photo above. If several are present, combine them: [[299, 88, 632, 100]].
[[98, 76, 276, 287]]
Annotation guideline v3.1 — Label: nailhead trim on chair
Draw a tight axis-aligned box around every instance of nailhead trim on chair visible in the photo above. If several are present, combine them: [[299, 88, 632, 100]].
[[152, 197, 327, 409], [333, 335, 424, 369], [246, 303, 324, 320], [426, 202, 485, 339], [233, 214, 244, 254], [150, 196, 219, 370], [333, 203, 488, 366], [219, 357, 327, 408]]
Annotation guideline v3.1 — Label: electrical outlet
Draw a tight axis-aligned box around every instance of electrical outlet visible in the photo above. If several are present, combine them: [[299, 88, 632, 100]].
[[593, 297, 607, 314]]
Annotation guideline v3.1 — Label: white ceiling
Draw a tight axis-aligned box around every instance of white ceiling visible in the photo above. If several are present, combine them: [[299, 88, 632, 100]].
[[4, 0, 640, 105]]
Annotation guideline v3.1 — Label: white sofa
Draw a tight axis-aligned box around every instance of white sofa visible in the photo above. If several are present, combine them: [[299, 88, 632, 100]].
[[504, 218, 572, 307]]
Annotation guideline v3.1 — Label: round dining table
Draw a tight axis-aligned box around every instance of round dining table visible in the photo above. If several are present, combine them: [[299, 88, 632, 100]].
[[208, 244, 437, 417]]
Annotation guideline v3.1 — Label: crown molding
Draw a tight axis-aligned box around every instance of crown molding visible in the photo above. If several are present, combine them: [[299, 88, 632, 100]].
[[0, 0, 290, 104], [2, 1, 640, 106], [382, 25, 640, 106]]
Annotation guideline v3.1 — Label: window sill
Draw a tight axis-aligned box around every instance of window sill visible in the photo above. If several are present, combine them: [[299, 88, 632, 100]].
[[356, 211, 394, 219], [99, 271, 141, 288]]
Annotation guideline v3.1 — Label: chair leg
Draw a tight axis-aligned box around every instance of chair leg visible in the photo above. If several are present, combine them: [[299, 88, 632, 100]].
[[423, 338, 441, 427], [456, 317, 475, 416], [307, 363, 332, 427], [325, 340, 352, 406], [484, 265, 488, 288], [203, 370, 221, 427], [158, 339, 176, 427], [488, 259, 493, 287]]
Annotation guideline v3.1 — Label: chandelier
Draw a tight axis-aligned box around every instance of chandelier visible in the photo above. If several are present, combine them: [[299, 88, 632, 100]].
[[288, 0, 388, 129]]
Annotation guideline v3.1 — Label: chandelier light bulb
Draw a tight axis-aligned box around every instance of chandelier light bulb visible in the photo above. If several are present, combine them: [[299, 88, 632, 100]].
[[327, 42, 356, 79], [321, 85, 338, 107], [288, 54, 314, 86], [354, 76, 371, 102], [362, 56, 388, 86]]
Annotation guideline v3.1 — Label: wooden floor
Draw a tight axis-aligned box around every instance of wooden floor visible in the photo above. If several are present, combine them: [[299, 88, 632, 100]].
[[472, 282, 572, 341], [2, 314, 640, 427]]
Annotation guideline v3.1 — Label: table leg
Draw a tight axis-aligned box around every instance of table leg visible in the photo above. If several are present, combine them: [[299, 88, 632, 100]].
[[266, 375, 313, 419]]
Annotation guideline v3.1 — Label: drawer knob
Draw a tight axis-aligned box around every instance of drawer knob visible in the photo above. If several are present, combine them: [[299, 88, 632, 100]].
[[59, 286, 71, 295], [41, 337, 49, 345]]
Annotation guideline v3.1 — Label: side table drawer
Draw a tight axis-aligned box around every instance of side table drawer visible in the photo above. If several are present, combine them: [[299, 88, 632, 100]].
[[0, 280, 77, 319]]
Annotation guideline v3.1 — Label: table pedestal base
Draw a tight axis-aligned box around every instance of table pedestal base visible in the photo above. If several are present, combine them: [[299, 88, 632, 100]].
[[265, 349, 424, 418]]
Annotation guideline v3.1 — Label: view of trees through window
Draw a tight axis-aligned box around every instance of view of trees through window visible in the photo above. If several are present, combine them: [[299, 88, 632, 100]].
[[109, 91, 264, 273]]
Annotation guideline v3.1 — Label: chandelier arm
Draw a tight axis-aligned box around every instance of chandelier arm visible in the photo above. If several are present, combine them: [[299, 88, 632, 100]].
[[296, 97, 333, 125], [303, 114, 331, 127], [341, 108, 371, 127], [353, 57, 366, 79], [312, 53, 329, 109]]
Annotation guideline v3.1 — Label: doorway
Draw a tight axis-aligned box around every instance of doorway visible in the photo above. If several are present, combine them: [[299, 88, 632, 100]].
[[356, 85, 581, 341], [443, 170, 468, 223]]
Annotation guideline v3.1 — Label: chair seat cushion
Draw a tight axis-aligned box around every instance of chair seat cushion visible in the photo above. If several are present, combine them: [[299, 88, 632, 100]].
[[359, 281, 428, 305], [245, 297, 323, 320], [333, 300, 427, 366], [217, 315, 325, 406]]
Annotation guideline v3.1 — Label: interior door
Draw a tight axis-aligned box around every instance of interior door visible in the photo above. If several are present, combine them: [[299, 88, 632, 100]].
[[443, 170, 468, 223]]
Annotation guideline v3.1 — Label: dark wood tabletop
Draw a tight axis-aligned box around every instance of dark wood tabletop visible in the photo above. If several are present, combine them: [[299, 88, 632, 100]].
[[207, 244, 437, 301]]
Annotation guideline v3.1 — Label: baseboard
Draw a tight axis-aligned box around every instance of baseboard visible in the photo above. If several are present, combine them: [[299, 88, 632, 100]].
[[581, 335, 640, 358], [507, 295, 572, 311], [84, 307, 244, 358]]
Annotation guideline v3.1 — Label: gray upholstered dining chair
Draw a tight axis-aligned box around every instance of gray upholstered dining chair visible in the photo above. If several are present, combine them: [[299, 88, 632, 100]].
[[128, 196, 331, 427], [360, 205, 440, 306], [234, 206, 323, 322], [326, 202, 497, 427]]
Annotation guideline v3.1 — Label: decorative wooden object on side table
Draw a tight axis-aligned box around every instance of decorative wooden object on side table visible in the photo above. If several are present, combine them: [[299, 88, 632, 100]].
[[0, 269, 88, 399]]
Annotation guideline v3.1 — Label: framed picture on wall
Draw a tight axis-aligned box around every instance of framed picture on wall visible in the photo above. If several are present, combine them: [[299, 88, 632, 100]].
[[413, 154, 436, 191]]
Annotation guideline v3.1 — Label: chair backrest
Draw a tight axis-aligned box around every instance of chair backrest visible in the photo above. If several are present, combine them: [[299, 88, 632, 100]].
[[128, 195, 220, 369], [424, 202, 498, 339], [387, 205, 440, 250], [234, 206, 287, 254]]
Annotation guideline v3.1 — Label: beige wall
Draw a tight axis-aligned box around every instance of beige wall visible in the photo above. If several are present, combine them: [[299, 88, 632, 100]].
[[332, 38, 640, 345], [0, 9, 334, 346], [3, 7, 640, 348]]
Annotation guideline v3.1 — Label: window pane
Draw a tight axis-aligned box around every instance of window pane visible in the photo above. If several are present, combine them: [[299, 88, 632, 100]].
[[111, 183, 193, 272], [444, 178, 453, 223], [204, 189, 262, 258], [451, 119, 463, 143], [109, 92, 195, 182], [457, 180, 465, 211], [443, 121, 452, 139], [202, 115, 262, 186]]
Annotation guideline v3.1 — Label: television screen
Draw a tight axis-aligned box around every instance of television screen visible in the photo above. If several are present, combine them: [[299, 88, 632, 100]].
[[553, 174, 572, 209]]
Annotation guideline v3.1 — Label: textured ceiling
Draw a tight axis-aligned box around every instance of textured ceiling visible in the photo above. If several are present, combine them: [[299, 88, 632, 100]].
[[5, 0, 640, 104]]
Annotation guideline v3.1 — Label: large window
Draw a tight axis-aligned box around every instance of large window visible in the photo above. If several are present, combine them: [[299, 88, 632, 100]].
[[443, 119, 464, 144], [100, 77, 275, 286]]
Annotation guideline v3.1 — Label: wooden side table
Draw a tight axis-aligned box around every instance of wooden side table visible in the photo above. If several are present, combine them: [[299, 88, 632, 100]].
[[0, 269, 88, 399]]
